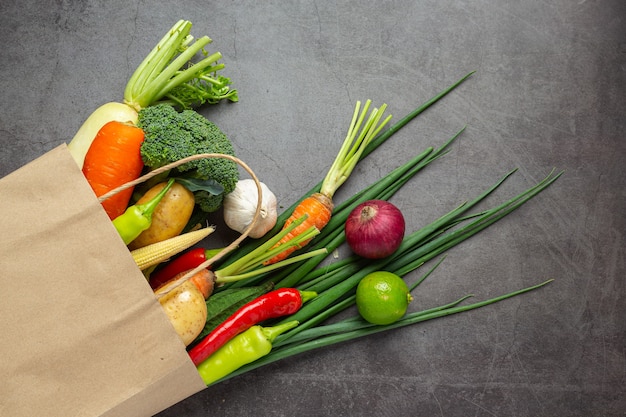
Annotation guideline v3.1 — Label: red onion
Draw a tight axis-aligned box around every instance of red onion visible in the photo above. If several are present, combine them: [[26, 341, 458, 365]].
[[345, 200, 405, 259]]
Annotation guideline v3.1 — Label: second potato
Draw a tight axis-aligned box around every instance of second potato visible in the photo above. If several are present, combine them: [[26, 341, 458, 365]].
[[128, 181, 195, 250]]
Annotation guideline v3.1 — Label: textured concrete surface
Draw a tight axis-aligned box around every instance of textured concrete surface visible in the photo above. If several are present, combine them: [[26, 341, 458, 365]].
[[1, 1, 625, 416]]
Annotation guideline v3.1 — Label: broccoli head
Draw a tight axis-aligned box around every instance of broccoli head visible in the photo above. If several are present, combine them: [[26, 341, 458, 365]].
[[137, 104, 239, 212]]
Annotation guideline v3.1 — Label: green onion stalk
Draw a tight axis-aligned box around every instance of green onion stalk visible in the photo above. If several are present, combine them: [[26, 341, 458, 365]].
[[207, 215, 328, 285], [203, 72, 562, 385], [270, 168, 562, 340], [213, 171, 561, 381]]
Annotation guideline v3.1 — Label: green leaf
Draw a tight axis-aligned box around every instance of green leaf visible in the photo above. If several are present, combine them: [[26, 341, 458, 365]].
[[175, 177, 224, 195]]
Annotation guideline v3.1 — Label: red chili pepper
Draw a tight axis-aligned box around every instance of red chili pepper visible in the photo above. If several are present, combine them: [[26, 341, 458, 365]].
[[149, 247, 223, 290], [188, 288, 317, 366]]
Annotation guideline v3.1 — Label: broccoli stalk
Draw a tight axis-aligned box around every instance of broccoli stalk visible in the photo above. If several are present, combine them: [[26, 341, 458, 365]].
[[124, 20, 238, 111], [137, 104, 239, 212]]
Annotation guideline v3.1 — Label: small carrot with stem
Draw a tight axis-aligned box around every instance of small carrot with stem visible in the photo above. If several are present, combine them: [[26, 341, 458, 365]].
[[82, 120, 145, 219], [265, 100, 392, 265], [156, 268, 215, 300]]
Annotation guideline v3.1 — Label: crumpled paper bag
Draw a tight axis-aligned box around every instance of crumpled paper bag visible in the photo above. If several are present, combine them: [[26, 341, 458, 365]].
[[0, 145, 205, 417]]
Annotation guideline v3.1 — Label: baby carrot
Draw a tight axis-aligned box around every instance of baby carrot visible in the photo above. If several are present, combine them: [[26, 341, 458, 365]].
[[264, 193, 333, 264], [82, 121, 145, 219], [265, 100, 391, 265], [154, 268, 215, 300]]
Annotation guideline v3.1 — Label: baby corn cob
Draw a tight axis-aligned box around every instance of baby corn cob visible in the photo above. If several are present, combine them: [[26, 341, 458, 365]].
[[131, 227, 215, 270]]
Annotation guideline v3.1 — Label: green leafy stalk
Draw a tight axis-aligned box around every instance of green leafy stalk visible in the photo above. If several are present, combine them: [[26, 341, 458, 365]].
[[123, 20, 237, 110], [215, 249, 328, 283], [276, 256, 448, 342], [165, 67, 239, 108], [386, 170, 564, 277], [219, 279, 553, 382], [297, 262, 361, 291], [320, 101, 392, 198], [151, 51, 223, 102], [218, 216, 313, 275], [212, 215, 328, 283], [275, 293, 471, 348]]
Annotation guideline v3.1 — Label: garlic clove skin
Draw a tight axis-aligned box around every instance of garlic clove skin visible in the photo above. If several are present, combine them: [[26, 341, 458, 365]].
[[223, 179, 278, 238]]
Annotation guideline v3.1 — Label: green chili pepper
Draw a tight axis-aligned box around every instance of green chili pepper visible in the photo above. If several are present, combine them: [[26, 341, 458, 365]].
[[112, 178, 175, 245], [196, 320, 299, 385]]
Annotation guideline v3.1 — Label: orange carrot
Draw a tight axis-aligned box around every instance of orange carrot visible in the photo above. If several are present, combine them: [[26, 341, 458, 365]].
[[155, 268, 215, 300], [265, 100, 391, 265], [82, 121, 145, 219], [265, 193, 333, 264]]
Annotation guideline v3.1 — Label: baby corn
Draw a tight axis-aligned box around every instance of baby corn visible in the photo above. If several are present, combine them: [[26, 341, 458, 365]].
[[131, 227, 215, 270]]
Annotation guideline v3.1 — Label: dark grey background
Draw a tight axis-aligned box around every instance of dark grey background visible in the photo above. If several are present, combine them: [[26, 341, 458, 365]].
[[1, 1, 624, 416]]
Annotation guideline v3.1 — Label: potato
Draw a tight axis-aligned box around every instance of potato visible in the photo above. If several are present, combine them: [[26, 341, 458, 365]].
[[158, 279, 207, 346], [128, 181, 195, 250]]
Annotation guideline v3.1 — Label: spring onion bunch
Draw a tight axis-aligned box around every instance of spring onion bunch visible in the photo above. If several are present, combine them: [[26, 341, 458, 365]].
[[206, 72, 562, 385]]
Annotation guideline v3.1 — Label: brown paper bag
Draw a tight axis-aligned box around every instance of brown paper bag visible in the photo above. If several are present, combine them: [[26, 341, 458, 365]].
[[0, 145, 206, 417]]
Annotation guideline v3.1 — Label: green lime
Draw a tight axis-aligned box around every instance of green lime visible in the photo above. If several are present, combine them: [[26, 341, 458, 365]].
[[355, 271, 413, 325]]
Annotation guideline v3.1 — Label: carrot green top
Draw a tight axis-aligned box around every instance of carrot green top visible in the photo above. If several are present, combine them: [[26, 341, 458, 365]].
[[320, 100, 392, 198]]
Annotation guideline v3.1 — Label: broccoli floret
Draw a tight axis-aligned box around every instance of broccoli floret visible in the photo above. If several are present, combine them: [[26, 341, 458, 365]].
[[137, 104, 239, 212]]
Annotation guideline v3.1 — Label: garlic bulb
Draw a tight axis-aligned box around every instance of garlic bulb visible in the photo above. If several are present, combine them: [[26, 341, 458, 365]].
[[223, 179, 278, 238]]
